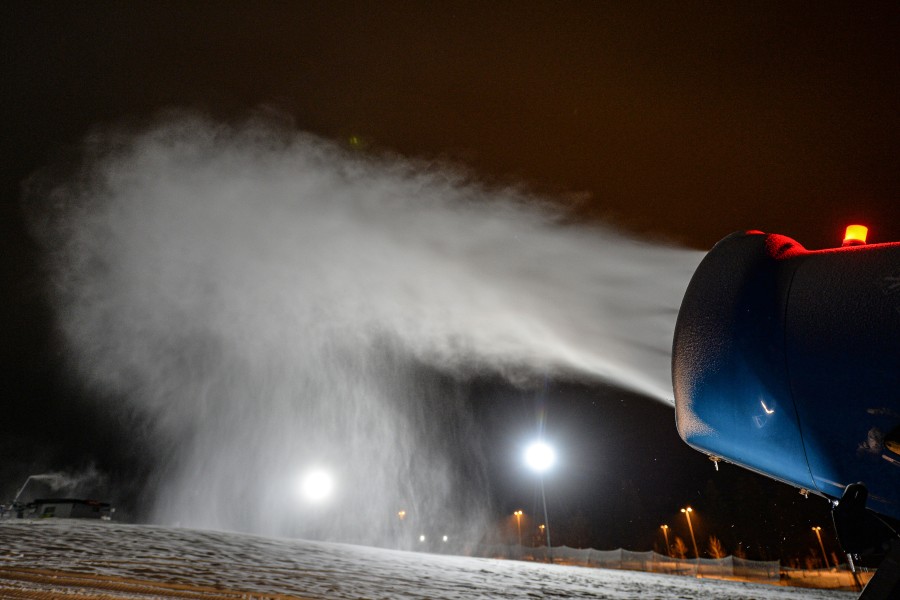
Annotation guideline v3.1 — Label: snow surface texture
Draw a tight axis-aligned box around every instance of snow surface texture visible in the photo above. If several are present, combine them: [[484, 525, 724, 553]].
[[0, 521, 852, 599]]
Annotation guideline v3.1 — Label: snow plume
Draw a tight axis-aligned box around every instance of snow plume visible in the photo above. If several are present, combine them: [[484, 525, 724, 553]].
[[30, 114, 701, 543], [13, 466, 105, 503]]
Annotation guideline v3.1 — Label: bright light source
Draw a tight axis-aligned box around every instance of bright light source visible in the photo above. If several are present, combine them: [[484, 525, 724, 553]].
[[419, 534, 426, 542], [525, 441, 556, 473], [297, 469, 334, 503], [442, 535, 448, 542], [843, 224, 868, 246]]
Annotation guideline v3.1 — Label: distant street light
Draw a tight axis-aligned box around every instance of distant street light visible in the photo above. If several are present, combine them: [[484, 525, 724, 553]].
[[397, 510, 406, 520], [525, 440, 555, 562], [297, 469, 334, 503], [524, 441, 556, 473], [660, 524, 670, 556], [680, 507, 700, 560], [812, 526, 831, 569], [514, 510, 524, 546]]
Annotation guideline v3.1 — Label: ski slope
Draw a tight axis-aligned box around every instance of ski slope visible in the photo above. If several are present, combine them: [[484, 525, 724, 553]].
[[0, 520, 852, 599]]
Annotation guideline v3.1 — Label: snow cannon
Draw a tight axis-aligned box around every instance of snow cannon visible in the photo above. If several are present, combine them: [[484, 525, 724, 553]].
[[672, 228, 900, 567]]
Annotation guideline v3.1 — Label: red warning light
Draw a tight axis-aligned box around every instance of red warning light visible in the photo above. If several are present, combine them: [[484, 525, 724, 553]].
[[842, 225, 868, 247]]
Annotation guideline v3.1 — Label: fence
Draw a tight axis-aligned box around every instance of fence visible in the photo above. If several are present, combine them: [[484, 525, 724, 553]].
[[781, 566, 874, 590], [476, 545, 780, 583]]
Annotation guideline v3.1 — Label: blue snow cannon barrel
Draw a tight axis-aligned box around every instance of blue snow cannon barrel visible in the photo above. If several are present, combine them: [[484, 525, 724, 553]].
[[672, 229, 900, 520]]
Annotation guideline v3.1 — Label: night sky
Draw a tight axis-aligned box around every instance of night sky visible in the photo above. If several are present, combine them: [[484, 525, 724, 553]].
[[3, 2, 899, 563]]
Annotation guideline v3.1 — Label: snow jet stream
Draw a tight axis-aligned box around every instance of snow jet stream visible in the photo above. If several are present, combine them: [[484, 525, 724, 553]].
[[13, 468, 104, 504], [32, 116, 702, 544]]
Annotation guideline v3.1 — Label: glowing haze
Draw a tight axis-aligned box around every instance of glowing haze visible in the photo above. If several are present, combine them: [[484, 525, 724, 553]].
[[32, 115, 701, 544]]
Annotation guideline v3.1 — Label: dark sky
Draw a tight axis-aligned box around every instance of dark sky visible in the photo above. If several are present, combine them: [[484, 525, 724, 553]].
[[2, 2, 898, 562]]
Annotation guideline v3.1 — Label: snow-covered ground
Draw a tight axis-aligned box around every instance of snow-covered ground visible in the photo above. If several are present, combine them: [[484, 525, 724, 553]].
[[0, 520, 853, 599]]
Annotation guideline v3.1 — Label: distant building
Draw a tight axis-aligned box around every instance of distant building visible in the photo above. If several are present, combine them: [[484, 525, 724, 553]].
[[27, 499, 113, 520]]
